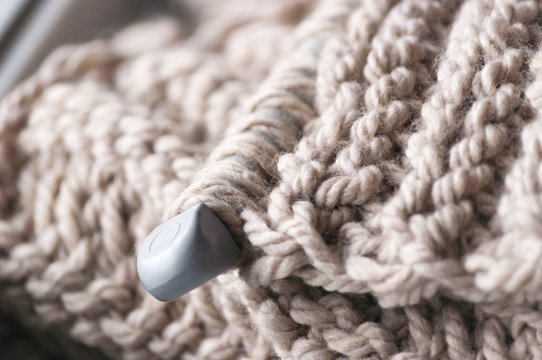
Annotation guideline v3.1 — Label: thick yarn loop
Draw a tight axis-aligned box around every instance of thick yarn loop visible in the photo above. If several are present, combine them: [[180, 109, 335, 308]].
[[2, 0, 542, 359]]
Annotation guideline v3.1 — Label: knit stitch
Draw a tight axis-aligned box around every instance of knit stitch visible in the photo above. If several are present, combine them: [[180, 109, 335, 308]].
[[1, 0, 542, 359]]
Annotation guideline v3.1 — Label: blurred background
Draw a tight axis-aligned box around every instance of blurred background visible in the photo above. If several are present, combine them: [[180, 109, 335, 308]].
[[0, 0, 195, 99], [0, 1, 185, 358]]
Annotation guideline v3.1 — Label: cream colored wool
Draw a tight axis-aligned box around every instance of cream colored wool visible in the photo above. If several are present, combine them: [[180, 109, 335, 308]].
[[1, 0, 542, 358]]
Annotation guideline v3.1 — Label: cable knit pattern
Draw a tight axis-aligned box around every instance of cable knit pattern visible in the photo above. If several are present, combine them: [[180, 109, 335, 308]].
[[1, 0, 542, 358]]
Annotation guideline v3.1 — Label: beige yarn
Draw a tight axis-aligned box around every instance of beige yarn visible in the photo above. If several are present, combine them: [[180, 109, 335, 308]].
[[1, 0, 542, 358]]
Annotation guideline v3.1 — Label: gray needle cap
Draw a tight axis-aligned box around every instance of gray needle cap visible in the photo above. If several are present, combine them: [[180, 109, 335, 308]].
[[137, 203, 241, 302]]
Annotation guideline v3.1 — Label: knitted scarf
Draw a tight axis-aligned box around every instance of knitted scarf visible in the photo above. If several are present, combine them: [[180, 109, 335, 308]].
[[1, 0, 542, 358]]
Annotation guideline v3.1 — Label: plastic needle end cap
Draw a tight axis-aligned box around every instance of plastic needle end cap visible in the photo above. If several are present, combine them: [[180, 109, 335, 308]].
[[137, 203, 241, 302]]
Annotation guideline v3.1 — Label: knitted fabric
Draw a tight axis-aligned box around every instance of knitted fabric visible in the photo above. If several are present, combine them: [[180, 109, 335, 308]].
[[1, 0, 542, 358]]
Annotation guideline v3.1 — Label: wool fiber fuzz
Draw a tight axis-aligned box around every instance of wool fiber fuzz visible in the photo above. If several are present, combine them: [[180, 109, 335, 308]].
[[1, 0, 542, 359]]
